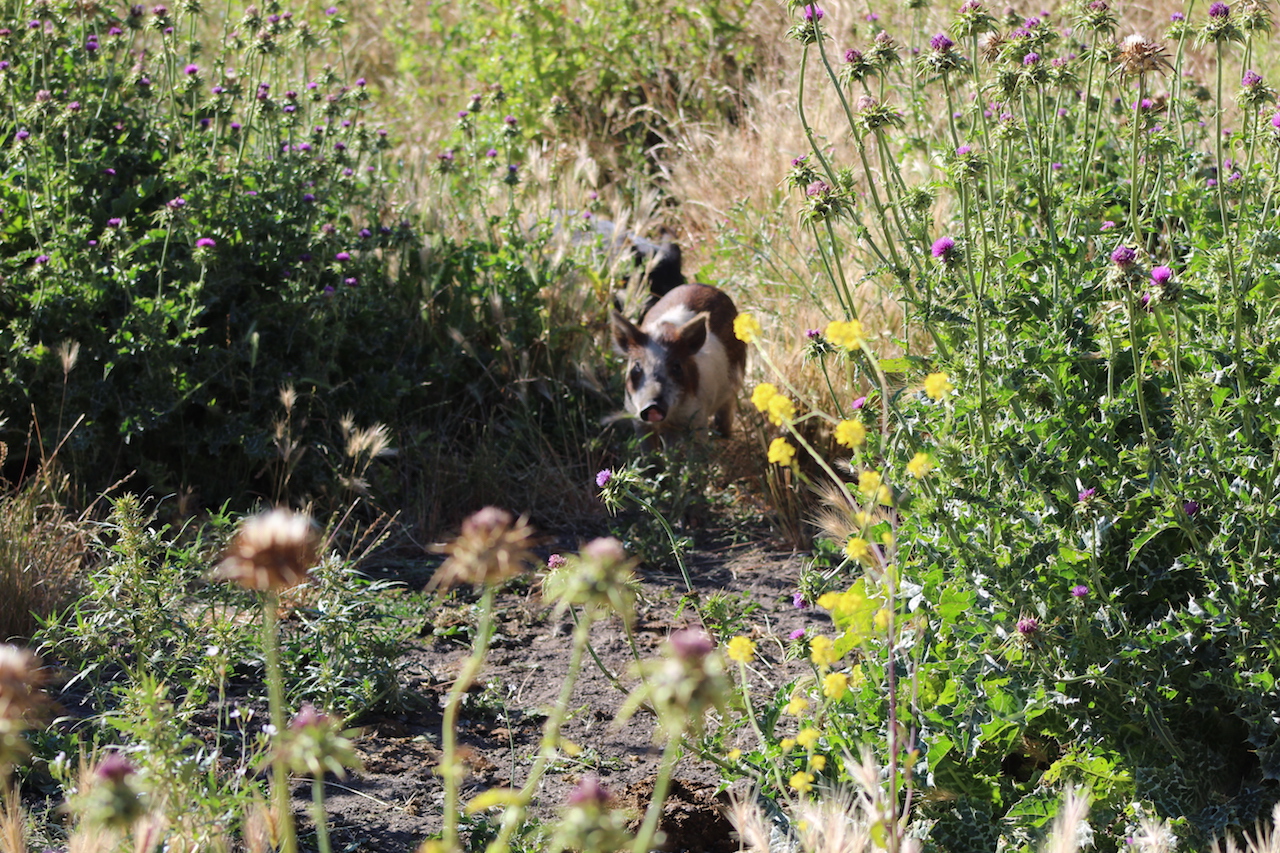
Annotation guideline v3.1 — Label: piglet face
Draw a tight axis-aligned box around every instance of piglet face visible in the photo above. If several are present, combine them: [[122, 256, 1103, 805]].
[[612, 309, 708, 433]]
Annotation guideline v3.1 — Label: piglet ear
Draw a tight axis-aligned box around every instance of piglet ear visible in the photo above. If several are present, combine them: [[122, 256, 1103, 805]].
[[611, 309, 646, 354], [675, 312, 709, 354]]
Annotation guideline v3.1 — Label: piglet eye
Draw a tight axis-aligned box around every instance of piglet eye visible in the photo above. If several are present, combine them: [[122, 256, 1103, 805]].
[[669, 362, 683, 380], [629, 362, 644, 383]]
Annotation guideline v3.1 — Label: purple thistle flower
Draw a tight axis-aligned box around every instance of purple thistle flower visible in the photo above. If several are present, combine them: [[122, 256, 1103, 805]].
[[1243, 69, 1263, 87], [167, 197, 186, 209], [596, 469, 612, 488], [302, 193, 315, 202], [931, 235, 957, 260], [793, 591, 810, 609], [930, 32, 954, 51], [1016, 616, 1039, 635], [1183, 500, 1200, 516], [789, 627, 806, 640], [95, 753, 135, 783], [547, 554, 567, 569], [34, 254, 49, 264], [15, 129, 28, 140], [956, 144, 972, 155], [184, 63, 199, 75], [1023, 51, 1040, 65], [1101, 220, 1115, 230], [107, 217, 123, 228], [567, 775, 612, 808], [1170, 11, 1184, 20], [1208, 1, 1229, 17], [845, 47, 863, 63], [1151, 265, 1173, 285], [325, 5, 338, 13], [1110, 245, 1136, 268], [1078, 487, 1096, 501], [806, 179, 831, 197], [1070, 584, 1089, 598], [196, 237, 216, 248], [344, 276, 358, 286], [851, 395, 867, 409], [803, 4, 824, 21], [486, 148, 498, 158], [668, 628, 714, 661], [335, 251, 350, 262], [805, 328, 822, 339]]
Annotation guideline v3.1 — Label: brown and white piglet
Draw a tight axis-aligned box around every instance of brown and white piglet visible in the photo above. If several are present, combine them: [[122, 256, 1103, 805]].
[[610, 283, 747, 441]]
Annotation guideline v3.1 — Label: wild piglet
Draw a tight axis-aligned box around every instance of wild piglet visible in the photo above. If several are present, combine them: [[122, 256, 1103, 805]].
[[610, 282, 747, 441]]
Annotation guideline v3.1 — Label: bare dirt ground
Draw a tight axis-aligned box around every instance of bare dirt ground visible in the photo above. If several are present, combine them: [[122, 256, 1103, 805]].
[[315, 531, 818, 853]]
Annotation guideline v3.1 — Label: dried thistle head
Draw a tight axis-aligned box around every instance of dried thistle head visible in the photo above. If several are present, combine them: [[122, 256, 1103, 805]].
[[1114, 34, 1173, 77], [216, 508, 321, 592], [0, 645, 46, 725], [432, 507, 537, 589]]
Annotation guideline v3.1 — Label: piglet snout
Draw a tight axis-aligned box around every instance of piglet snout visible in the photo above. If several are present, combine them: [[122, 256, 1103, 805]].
[[642, 405, 666, 423]]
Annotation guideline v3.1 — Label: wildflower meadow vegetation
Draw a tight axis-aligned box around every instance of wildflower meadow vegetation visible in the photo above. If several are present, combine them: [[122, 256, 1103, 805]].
[[4, 0, 1280, 849]]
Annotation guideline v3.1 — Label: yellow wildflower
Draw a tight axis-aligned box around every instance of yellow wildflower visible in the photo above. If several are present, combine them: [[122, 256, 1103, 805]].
[[825, 319, 865, 351], [727, 748, 742, 761], [854, 510, 871, 528], [789, 771, 815, 794], [845, 536, 871, 563], [726, 635, 756, 664], [834, 419, 867, 448], [907, 452, 933, 478], [734, 313, 762, 344], [768, 437, 797, 466], [810, 755, 827, 772], [781, 737, 797, 751], [816, 591, 841, 610], [766, 393, 796, 426], [796, 727, 820, 750], [809, 635, 838, 667], [784, 695, 810, 716], [858, 470, 893, 506], [823, 671, 848, 700], [924, 372, 954, 400], [874, 608, 892, 631], [751, 383, 778, 412]]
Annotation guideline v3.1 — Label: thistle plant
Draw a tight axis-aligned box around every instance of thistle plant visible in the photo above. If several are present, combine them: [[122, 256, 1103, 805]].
[[430, 507, 537, 853], [216, 507, 322, 853]]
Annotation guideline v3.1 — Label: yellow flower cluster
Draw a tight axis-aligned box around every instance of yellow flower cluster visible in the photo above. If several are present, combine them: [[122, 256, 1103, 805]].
[[767, 394, 796, 426], [907, 451, 934, 479], [858, 470, 893, 506], [785, 694, 810, 716], [845, 536, 871, 563], [834, 418, 866, 448], [768, 437, 797, 466], [727, 635, 756, 663], [789, 770, 815, 794], [734, 313, 762, 344], [924, 371, 954, 400], [825, 319, 865, 350], [796, 727, 820, 750], [823, 671, 848, 700], [809, 634, 839, 667]]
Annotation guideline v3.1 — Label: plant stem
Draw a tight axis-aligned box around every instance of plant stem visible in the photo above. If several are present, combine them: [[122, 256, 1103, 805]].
[[263, 591, 297, 853], [631, 736, 683, 853], [441, 586, 497, 852]]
